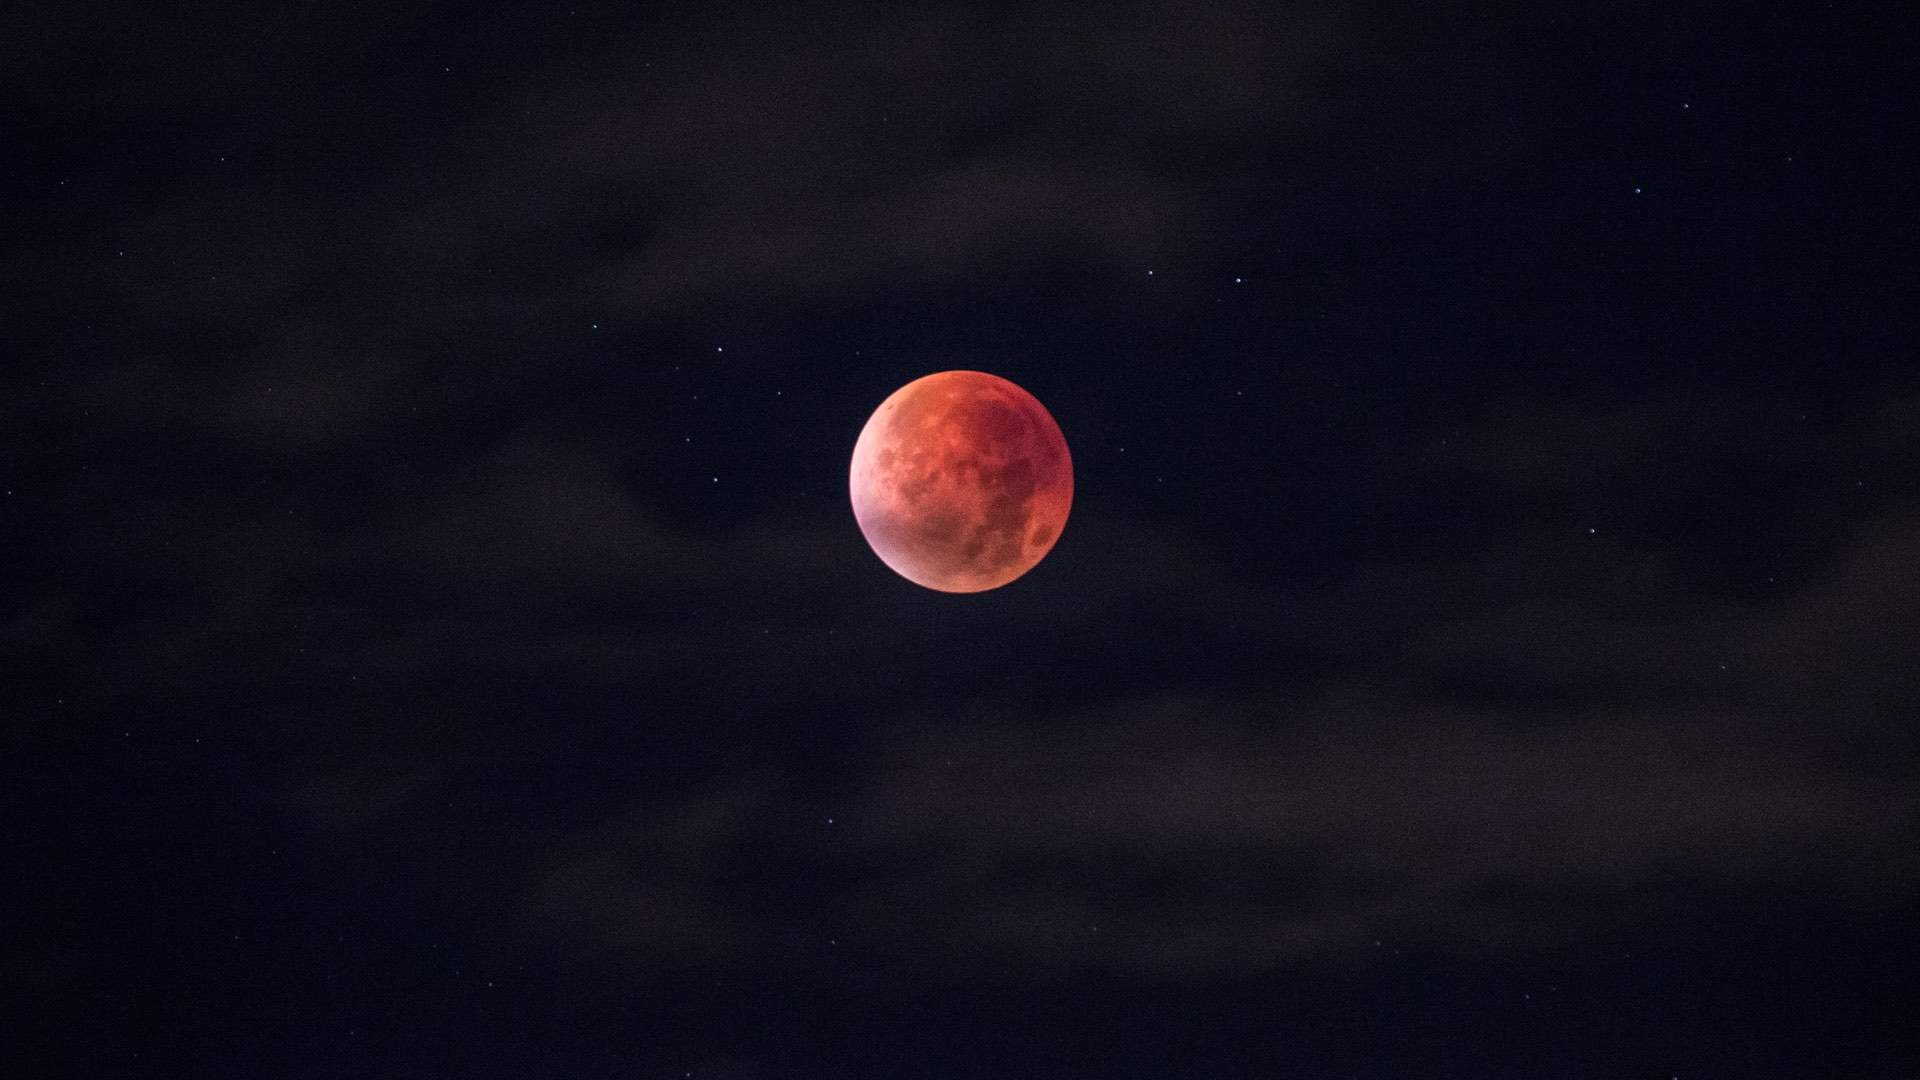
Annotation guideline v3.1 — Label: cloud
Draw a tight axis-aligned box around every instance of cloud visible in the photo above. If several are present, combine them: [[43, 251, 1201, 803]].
[[20, 1, 1913, 1036], [51, 0, 1344, 473], [834, 693, 1913, 976], [474, 675, 1914, 985], [367, 510, 1918, 986], [1741, 512, 1920, 715]]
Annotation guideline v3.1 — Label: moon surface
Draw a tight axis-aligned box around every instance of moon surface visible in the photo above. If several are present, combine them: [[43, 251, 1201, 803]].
[[850, 370, 1073, 593]]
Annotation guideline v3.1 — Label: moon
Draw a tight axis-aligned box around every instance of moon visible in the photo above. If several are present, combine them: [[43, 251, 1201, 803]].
[[849, 370, 1073, 593]]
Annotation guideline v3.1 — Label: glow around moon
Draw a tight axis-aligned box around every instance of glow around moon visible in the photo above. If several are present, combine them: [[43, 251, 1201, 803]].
[[849, 370, 1073, 593]]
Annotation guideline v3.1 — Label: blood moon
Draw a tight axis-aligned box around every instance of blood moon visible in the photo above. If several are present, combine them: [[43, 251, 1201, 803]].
[[849, 371, 1073, 592]]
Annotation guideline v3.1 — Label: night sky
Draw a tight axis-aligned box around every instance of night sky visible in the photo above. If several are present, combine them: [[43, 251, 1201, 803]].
[[8, 2, 1918, 1077]]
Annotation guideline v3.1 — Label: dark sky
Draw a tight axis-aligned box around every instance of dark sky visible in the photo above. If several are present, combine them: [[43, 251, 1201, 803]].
[[8, 2, 1917, 1077]]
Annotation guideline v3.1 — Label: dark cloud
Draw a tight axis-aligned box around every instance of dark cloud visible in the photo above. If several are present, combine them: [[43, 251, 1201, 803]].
[[12, 1, 1916, 1075], [302, 506, 1910, 991]]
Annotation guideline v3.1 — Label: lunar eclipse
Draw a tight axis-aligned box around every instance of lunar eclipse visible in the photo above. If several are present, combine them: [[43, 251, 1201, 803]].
[[850, 370, 1073, 592]]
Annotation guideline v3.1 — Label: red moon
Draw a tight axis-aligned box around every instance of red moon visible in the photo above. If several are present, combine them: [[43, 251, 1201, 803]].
[[849, 370, 1073, 593]]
